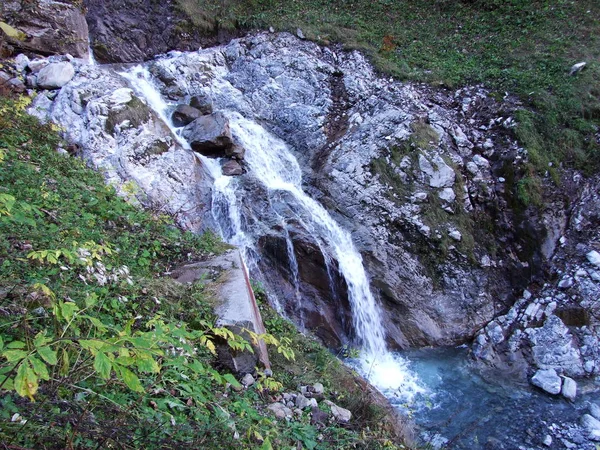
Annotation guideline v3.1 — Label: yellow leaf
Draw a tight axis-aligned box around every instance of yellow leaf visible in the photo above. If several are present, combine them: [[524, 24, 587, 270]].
[[0, 22, 26, 41]]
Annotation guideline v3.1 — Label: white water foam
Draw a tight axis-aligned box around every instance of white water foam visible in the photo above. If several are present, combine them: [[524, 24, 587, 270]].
[[120, 62, 424, 404]]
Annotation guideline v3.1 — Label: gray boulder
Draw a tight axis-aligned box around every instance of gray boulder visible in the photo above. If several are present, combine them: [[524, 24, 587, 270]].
[[182, 112, 233, 157], [37, 62, 75, 89], [530, 368, 562, 395], [189, 94, 214, 115], [171, 104, 202, 127], [324, 400, 352, 423], [267, 402, 292, 420], [581, 414, 600, 440]]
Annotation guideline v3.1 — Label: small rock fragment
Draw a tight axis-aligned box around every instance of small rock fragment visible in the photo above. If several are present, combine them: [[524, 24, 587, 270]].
[[241, 373, 255, 387]]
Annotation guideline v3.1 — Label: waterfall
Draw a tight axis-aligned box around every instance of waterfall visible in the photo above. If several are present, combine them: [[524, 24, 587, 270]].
[[119, 63, 424, 401]]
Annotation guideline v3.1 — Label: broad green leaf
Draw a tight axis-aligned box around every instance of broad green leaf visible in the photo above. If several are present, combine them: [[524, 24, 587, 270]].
[[82, 315, 108, 331], [60, 302, 79, 321], [134, 352, 160, 373], [37, 346, 58, 365], [79, 339, 105, 352], [2, 349, 28, 362], [14, 363, 38, 400], [6, 341, 26, 349], [116, 365, 144, 392], [28, 356, 49, 381], [0, 375, 14, 391], [115, 355, 135, 367], [33, 331, 49, 349], [94, 352, 112, 380], [223, 373, 241, 389]]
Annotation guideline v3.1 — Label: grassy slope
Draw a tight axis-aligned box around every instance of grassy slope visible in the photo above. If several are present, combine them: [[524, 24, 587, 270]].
[[0, 96, 406, 449], [178, 0, 599, 172]]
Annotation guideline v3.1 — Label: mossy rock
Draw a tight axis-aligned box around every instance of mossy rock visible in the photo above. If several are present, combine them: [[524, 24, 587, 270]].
[[105, 96, 151, 135]]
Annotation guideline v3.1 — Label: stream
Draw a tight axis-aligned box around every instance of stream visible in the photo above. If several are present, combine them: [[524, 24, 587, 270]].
[[389, 347, 600, 449]]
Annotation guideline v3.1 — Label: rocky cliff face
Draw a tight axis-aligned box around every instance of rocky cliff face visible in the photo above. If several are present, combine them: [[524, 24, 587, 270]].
[[23, 32, 546, 351], [8, 9, 600, 386]]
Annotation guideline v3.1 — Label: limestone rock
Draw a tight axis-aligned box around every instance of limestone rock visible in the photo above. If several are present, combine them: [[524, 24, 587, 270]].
[[587, 250, 600, 268], [591, 403, 600, 421], [324, 400, 351, 423], [296, 394, 311, 409], [439, 187, 456, 203], [37, 62, 75, 89], [581, 414, 600, 440], [530, 368, 562, 395], [267, 402, 292, 420], [312, 383, 324, 395], [14, 54, 29, 72], [529, 315, 584, 377], [241, 373, 255, 387], [560, 376, 577, 400], [419, 154, 455, 188], [182, 112, 233, 157]]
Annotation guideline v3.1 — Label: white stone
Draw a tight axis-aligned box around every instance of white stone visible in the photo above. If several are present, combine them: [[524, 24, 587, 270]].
[[590, 403, 600, 420], [28, 59, 48, 74], [413, 192, 428, 202], [582, 414, 600, 437], [312, 383, 324, 395], [439, 187, 456, 203], [587, 250, 600, 268], [296, 394, 311, 409], [558, 276, 574, 289], [561, 376, 577, 400], [241, 373, 255, 387], [449, 230, 462, 241], [569, 62, 586, 75], [419, 154, 455, 188], [296, 28, 305, 39], [466, 161, 479, 175], [37, 62, 75, 89], [531, 368, 562, 395], [543, 435, 552, 447], [481, 255, 491, 267], [472, 154, 490, 168], [15, 54, 30, 72], [267, 402, 292, 420], [325, 400, 351, 423]]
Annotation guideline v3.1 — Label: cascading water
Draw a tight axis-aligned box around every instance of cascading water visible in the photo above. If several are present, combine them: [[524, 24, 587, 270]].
[[119, 62, 423, 402]]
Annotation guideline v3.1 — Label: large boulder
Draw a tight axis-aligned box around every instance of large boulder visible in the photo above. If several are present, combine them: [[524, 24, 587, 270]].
[[1, 0, 88, 57], [36, 62, 75, 89], [171, 104, 202, 127], [182, 112, 234, 157]]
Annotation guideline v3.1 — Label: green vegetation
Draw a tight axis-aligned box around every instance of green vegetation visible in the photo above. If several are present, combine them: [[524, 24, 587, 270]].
[[178, 0, 599, 172], [0, 95, 405, 448]]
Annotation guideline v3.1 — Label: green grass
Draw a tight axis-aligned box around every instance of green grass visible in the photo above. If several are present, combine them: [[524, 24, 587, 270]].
[[177, 0, 599, 173], [0, 95, 406, 449]]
